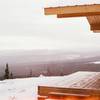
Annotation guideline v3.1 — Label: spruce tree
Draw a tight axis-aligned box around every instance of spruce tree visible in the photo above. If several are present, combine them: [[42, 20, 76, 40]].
[[10, 72, 13, 79], [4, 63, 9, 79]]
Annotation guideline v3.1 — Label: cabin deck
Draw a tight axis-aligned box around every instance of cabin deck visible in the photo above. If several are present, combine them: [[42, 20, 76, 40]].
[[38, 71, 100, 99]]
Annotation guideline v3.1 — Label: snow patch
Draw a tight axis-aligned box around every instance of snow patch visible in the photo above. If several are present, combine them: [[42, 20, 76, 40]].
[[91, 61, 100, 64], [43, 0, 100, 7]]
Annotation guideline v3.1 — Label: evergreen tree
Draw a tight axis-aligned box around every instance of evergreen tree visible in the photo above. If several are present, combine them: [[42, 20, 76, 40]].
[[4, 63, 10, 79], [10, 72, 13, 79]]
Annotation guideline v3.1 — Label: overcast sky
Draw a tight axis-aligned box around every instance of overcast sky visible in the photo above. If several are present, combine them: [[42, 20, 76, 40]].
[[0, 0, 100, 51]]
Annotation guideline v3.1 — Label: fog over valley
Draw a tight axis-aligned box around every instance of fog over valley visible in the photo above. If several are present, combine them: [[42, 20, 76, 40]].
[[0, 49, 100, 79]]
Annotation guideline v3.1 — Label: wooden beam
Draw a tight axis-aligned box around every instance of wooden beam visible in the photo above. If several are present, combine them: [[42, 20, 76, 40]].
[[87, 16, 100, 25], [93, 30, 100, 33], [57, 12, 100, 18], [38, 86, 100, 96], [44, 4, 100, 16], [90, 24, 100, 30], [87, 16, 100, 32], [47, 92, 100, 100]]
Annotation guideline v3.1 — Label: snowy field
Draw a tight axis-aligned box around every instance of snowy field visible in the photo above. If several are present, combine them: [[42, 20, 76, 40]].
[[44, 0, 100, 7], [0, 76, 63, 100]]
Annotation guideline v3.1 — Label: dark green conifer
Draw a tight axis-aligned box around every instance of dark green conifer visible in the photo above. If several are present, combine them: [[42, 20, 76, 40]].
[[4, 63, 9, 79]]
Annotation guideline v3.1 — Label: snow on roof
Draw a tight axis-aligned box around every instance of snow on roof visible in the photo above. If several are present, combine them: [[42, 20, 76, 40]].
[[44, 0, 100, 7]]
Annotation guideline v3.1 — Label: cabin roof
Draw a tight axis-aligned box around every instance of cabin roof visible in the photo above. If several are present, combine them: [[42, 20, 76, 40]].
[[38, 71, 100, 96], [39, 71, 100, 90]]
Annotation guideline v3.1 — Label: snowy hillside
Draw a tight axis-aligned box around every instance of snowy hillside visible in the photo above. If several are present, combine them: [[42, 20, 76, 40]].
[[0, 76, 63, 100]]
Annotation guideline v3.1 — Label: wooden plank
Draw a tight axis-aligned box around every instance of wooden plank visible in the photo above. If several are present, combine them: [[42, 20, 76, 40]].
[[38, 86, 100, 96], [38, 95, 47, 100], [48, 92, 99, 100], [87, 16, 100, 25], [93, 30, 100, 33], [48, 92, 91, 97], [90, 24, 100, 30], [44, 4, 100, 16], [57, 12, 100, 18]]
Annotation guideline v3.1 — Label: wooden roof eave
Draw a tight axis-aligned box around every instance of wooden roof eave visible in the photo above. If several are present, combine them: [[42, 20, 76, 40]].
[[44, 4, 100, 33], [44, 4, 100, 16]]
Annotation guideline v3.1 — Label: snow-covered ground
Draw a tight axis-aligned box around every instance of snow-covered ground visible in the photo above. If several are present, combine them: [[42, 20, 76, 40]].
[[91, 61, 100, 64], [0, 76, 63, 100], [44, 0, 100, 7]]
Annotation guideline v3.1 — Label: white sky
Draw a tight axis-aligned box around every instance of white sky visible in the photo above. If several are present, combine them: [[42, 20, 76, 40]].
[[0, 0, 100, 51]]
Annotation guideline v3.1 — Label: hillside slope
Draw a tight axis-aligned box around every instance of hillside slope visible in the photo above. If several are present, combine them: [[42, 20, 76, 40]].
[[0, 76, 63, 100]]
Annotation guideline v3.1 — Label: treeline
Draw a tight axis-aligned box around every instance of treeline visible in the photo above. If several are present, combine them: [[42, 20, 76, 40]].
[[2, 63, 36, 80]]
